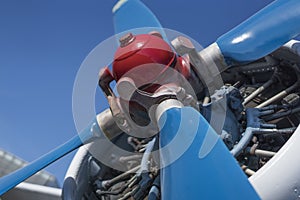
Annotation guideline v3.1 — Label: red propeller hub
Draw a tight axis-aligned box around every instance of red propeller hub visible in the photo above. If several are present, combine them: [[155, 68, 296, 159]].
[[112, 33, 176, 88]]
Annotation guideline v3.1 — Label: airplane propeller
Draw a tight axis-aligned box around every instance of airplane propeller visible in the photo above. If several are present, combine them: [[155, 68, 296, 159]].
[[111, 0, 300, 199], [216, 0, 300, 63], [112, 0, 167, 39], [0, 119, 99, 195], [0, 0, 300, 198]]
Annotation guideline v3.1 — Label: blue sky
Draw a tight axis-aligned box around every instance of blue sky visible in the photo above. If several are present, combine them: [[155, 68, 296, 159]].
[[0, 0, 276, 186]]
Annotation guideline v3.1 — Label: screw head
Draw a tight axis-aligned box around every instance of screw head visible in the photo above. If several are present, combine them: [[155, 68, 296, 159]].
[[119, 33, 135, 47]]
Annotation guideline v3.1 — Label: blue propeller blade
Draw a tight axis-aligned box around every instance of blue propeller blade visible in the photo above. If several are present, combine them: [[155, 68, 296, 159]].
[[112, 0, 167, 39], [217, 0, 300, 63], [0, 118, 100, 195], [158, 106, 260, 199]]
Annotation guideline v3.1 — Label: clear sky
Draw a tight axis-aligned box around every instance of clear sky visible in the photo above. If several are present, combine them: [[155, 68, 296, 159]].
[[0, 0, 277, 186]]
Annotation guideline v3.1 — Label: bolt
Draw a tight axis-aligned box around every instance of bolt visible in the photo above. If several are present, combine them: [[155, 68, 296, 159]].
[[119, 33, 135, 47]]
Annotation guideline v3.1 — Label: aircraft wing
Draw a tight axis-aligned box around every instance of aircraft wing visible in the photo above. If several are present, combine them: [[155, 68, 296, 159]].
[[1, 182, 61, 200], [0, 149, 61, 200]]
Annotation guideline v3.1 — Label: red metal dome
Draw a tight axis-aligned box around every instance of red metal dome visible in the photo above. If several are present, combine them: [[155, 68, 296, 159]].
[[112, 33, 176, 86]]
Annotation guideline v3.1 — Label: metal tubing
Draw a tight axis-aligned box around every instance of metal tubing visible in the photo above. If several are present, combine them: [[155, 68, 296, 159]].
[[103, 165, 140, 189], [256, 83, 298, 108], [243, 79, 274, 105], [258, 105, 279, 111], [277, 127, 297, 134], [255, 127, 296, 134], [259, 110, 275, 117], [247, 146, 276, 157], [241, 165, 256, 176], [254, 149, 276, 157], [140, 138, 156, 173], [202, 88, 210, 105], [245, 168, 256, 176], [203, 96, 210, 105], [260, 123, 276, 129], [231, 127, 259, 157], [119, 154, 143, 163], [265, 107, 300, 121]]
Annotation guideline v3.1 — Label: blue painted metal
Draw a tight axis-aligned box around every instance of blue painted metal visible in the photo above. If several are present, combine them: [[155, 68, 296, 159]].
[[217, 0, 300, 63], [158, 107, 260, 200], [113, 0, 167, 39], [0, 118, 100, 195]]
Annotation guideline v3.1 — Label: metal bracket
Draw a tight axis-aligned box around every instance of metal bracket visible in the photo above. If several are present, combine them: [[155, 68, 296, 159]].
[[171, 36, 225, 94]]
